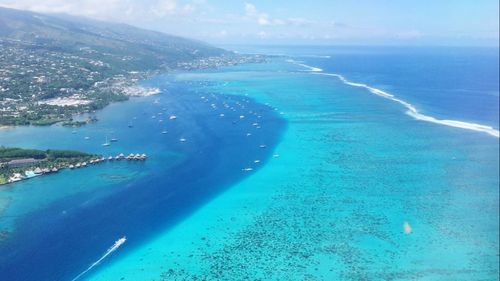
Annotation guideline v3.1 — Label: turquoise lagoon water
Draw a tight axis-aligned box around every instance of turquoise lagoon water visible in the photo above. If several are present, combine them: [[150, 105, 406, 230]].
[[0, 47, 498, 280]]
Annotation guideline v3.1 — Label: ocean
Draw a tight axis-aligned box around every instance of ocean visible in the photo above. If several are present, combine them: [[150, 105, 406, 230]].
[[0, 46, 498, 281]]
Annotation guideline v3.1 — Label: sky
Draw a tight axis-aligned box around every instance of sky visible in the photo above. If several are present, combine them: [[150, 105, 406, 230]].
[[0, 0, 498, 46]]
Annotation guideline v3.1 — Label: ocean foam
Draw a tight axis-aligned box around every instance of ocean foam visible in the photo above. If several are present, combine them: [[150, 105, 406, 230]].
[[295, 63, 323, 72], [71, 236, 127, 281], [296, 55, 332, 59], [291, 62, 499, 138]]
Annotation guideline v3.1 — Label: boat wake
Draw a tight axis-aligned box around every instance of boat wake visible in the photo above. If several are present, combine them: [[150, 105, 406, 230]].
[[71, 236, 127, 281], [291, 61, 499, 138]]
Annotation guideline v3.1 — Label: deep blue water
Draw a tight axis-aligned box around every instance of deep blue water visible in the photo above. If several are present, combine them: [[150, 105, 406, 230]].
[[0, 45, 498, 281], [227, 45, 499, 127], [0, 76, 286, 281]]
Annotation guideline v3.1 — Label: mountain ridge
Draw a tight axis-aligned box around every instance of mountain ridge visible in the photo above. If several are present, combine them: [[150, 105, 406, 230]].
[[0, 6, 228, 70]]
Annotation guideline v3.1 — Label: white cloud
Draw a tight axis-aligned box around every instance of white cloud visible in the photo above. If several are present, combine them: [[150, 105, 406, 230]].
[[244, 3, 257, 15], [243, 3, 315, 27], [0, 0, 198, 21]]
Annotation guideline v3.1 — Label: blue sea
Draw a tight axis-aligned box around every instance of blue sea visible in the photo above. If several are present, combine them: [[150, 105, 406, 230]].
[[0, 46, 498, 281]]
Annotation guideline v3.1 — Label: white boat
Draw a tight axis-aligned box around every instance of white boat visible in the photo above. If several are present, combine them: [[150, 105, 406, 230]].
[[179, 138, 186, 142], [169, 115, 177, 120], [161, 130, 168, 134], [102, 136, 111, 147], [116, 236, 127, 245]]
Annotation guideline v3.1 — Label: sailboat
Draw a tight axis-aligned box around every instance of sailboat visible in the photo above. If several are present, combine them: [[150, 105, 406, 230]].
[[102, 136, 110, 146]]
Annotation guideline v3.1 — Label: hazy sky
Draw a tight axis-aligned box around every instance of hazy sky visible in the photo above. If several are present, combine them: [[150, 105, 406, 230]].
[[1, 0, 498, 46]]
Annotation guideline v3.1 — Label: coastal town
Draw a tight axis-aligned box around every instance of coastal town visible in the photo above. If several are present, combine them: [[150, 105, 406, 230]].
[[0, 37, 265, 127]]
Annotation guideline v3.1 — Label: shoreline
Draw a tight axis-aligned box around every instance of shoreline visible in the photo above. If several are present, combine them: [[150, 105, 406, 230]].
[[0, 70, 288, 281], [0, 55, 266, 129], [0, 153, 148, 187]]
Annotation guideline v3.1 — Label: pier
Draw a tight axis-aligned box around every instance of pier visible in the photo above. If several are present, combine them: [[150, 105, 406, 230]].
[[70, 153, 147, 169], [5, 153, 147, 184]]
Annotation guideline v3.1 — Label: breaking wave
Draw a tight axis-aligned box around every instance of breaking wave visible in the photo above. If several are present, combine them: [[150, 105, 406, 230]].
[[292, 61, 499, 138]]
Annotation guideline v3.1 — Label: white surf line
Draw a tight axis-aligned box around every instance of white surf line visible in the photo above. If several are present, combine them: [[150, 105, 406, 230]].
[[293, 62, 323, 72], [71, 236, 127, 281], [291, 61, 499, 138]]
